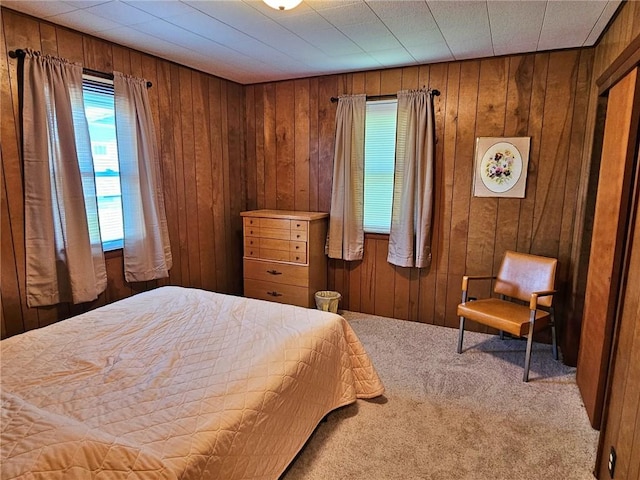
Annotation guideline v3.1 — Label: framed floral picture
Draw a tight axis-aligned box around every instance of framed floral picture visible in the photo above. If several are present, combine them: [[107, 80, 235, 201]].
[[473, 137, 531, 198]]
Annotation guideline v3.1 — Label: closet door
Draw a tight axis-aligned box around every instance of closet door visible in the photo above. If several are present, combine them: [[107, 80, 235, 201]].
[[576, 67, 640, 429], [595, 165, 640, 479]]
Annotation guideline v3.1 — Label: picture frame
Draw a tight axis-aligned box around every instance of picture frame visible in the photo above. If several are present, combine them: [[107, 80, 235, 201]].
[[473, 137, 531, 198]]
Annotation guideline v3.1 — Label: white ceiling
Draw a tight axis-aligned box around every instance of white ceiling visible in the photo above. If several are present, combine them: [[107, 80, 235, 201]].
[[4, 0, 622, 85]]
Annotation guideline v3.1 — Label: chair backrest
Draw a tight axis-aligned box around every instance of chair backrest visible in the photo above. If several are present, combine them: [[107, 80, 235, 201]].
[[494, 251, 558, 307]]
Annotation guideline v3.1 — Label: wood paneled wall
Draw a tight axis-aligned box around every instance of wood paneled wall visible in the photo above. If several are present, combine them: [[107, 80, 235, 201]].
[[245, 50, 594, 364], [1, 8, 245, 338], [592, 1, 640, 80]]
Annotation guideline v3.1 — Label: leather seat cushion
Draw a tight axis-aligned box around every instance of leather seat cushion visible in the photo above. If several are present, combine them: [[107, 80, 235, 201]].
[[457, 298, 550, 337]]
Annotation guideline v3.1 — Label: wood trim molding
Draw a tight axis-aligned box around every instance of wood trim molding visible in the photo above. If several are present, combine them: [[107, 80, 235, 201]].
[[597, 33, 640, 95]]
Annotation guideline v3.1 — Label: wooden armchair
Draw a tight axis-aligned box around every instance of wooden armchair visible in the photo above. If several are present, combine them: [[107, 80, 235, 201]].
[[456, 250, 558, 382]]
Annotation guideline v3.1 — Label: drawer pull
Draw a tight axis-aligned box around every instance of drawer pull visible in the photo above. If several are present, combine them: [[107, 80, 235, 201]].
[[267, 291, 282, 297], [296, 234, 301, 238], [266, 269, 282, 275]]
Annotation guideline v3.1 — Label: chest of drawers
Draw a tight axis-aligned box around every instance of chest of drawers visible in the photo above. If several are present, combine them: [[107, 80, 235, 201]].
[[241, 210, 329, 308]]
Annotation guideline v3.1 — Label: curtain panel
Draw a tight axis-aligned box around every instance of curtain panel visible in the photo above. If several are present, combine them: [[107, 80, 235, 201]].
[[113, 73, 172, 282], [327, 94, 366, 261], [23, 50, 107, 307], [387, 89, 435, 268]]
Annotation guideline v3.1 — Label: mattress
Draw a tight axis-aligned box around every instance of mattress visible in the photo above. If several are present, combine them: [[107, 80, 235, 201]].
[[1, 286, 384, 479]]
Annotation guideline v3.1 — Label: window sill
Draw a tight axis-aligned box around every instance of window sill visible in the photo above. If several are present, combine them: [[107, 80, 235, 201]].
[[364, 232, 390, 240], [104, 248, 123, 259]]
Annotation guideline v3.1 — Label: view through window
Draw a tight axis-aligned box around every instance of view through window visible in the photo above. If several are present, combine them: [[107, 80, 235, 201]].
[[82, 75, 123, 251]]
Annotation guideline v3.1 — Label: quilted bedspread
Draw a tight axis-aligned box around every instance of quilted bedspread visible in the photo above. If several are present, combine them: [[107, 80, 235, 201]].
[[1, 286, 384, 479]]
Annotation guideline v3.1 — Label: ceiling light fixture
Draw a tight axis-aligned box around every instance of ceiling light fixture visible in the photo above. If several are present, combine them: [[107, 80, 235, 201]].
[[263, 0, 302, 11]]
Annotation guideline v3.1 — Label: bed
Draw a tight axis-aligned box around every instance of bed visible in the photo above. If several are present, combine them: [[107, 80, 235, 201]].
[[1, 286, 384, 479]]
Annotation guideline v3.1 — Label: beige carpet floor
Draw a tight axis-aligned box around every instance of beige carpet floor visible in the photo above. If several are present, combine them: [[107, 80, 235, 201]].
[[282, 311, 599, 480]]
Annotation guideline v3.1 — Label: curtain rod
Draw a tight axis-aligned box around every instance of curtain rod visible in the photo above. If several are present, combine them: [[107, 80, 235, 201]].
[[330, 89, 440, 103], [9, 49, 153, 88]]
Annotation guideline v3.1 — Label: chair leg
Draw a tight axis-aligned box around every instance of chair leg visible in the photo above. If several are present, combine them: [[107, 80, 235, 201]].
[[523, 314, 536, 382], [551, 310, 558, 361], [457, 317, 465, 354], [523, 331, 534, 382], [499, 295, 506, 341]]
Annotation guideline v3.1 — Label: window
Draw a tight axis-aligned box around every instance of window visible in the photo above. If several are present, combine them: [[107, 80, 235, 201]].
[[82, 75, 123, 251], [364, 99, 397, 234]]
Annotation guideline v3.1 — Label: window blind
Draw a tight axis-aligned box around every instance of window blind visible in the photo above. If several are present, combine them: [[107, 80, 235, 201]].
[[364, 99, 397, 234]]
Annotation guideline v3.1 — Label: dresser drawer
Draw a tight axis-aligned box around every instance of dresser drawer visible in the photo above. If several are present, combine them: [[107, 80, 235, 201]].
[[244, 259, 309, 287], [244, 217, 259, 228], [244, 225, 261, 237], [289, 249, 306, 264], [260, 218, 290, 230], [258, 249, 306, 263], [259, 248, 291, 262], [245, 237, 260, 248], [244, 279, 310, 307], [290, 229, 307, 241], [290, 241, 306, 255], [291, 220, 308, 233], [260, 238, 290, 251], [260, 228, 291, 240]]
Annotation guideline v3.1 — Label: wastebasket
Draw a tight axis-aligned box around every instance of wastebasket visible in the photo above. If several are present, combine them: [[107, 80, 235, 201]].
[[315, 291, 341, 313]]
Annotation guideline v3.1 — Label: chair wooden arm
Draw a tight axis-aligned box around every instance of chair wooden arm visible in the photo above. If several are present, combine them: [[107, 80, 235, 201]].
[[528, 289, 557, 310], [461, 275, 496, 292]]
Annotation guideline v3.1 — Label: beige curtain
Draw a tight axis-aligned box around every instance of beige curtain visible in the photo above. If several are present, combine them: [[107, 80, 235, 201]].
[[328, 94, 366, 260], [23, 50, 107, 307], [387, 89, 435, 268], [113, 73, 172, 282]]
